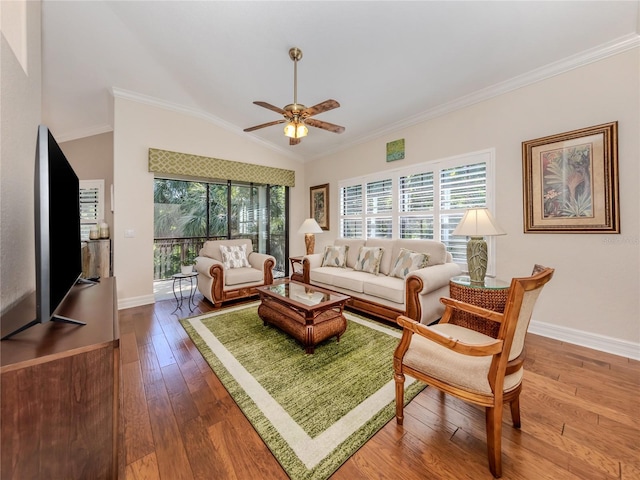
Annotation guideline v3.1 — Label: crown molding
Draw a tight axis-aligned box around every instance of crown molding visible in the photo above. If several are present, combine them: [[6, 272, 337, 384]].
[[110, 87, 305, 163]]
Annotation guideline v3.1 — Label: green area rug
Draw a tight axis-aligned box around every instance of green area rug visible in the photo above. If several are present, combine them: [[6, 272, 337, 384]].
[[180, 303, 425, 480]]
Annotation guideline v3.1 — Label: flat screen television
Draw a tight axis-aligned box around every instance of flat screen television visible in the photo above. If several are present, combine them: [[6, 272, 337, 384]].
[[1, 125, 87, 340]]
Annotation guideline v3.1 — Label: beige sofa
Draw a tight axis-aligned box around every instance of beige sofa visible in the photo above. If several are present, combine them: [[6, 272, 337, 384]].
[[195, 239, 276, 305], [302, 238, 461, 324]]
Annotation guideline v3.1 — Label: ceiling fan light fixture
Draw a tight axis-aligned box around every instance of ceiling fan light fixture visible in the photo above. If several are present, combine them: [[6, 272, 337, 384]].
[[284, 121, 308, 139]]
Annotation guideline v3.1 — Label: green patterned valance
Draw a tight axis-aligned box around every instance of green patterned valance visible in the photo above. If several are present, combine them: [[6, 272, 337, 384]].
[[148, 148, 295, 187]]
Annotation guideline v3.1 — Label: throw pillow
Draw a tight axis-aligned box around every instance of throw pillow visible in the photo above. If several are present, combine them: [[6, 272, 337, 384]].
[[390, 248, 430, 279], [219, 245, 250, 269], [321, 245, 349, 268], [353, 246, 384, 275]]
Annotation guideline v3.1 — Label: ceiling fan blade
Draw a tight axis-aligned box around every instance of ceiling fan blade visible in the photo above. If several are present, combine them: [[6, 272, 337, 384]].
[[289, 137, 302, 146], [253, 101, 288, 116], [243, 119, 286, 132], [304, 118, 345, 134], [302, 99, 340, 117]]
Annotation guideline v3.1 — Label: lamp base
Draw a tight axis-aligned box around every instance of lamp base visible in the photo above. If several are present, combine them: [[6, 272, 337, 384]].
[[304, 233, 315, 255], [466, 236, 488, 285]]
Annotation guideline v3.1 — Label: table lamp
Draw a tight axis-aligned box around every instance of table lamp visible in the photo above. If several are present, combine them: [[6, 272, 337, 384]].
[[452, 208, 506, 285], [298, 218, 323, 255]]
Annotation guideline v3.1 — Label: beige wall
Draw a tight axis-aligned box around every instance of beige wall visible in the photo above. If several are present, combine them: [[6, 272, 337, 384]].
[[112, 98, 305, 307], [304, 49, 639, 354], [60, 132, 115, 231], [0, 1, 42, 312]]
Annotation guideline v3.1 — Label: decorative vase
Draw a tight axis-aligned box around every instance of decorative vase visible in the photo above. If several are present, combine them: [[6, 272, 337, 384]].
[[89, 225, 99, 240]]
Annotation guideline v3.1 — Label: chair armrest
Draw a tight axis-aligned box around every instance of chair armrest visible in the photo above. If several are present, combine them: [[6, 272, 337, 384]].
[[396, 315, 503, 356], [195, 256, 224, 278], [247, 252, 275, 270], [407, 262, 462, 294], [440, 297, 505, 324]]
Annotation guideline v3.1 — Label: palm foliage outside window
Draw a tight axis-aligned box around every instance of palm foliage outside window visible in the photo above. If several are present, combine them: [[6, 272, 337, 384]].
[[154, 178, 288, 280]]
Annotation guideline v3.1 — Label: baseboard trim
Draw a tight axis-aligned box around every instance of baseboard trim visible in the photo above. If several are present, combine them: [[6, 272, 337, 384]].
[[118, 294, 155, 310], [529, 319, 640, 361]]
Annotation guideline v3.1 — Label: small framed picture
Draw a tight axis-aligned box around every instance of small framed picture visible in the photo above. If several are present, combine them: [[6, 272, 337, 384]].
[[310, 183, 329, 230]]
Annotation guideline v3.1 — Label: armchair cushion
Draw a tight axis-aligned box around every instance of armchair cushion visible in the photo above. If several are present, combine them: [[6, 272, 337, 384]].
[[390, 248, 429, 279], [225, 266, 264, 286], [403, 323, 523, 395], [220, 244, 250, 269]]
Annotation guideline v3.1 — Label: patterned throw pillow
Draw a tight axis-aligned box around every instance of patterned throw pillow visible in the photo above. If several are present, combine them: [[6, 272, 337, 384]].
[[353, 246, 384, 275], [390, 248, 430, 279], [321, 245, 349, 268], [219, 245, 250, 269]]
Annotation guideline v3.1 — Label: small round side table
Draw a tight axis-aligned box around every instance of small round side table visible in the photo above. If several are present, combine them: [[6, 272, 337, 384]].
[[448, 275, 510, 338], [171, 271, 198, 314]]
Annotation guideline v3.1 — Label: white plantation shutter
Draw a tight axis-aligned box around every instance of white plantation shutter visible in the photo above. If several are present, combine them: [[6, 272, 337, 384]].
[[79, 180, 104, 240], [439, 162, 488, 264], [339, 149, 495, 274], [340, 184, 363, 238], [399, 171, 434, 239]]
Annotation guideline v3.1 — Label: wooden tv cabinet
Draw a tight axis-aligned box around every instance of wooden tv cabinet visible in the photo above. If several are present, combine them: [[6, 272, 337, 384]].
[[1, 277, 121, 479]]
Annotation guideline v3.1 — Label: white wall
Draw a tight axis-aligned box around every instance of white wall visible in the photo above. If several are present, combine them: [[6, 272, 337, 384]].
[[304, 49, 640, 357], [112, 98, 304, 308], [0, 0, 41, 312]]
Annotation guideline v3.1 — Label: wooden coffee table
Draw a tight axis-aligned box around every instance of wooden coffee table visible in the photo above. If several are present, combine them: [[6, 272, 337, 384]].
[[256, 281, 349, 354]]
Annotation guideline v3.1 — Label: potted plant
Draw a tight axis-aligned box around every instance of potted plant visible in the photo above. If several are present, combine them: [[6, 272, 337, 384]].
[[180, 250, 197, 275]]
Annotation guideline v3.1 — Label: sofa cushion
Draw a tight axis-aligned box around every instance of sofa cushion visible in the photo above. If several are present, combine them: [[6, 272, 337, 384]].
[[363, 275, 405, 304], [335, 238, 365, 268], [364, 238, 396, 275], [353, 246, 384, 275], [220, 244, 250, 269], [390, 248, 429, 279], [393, 239, 446, 266], [309, 266, 339, 286], [330, 270, 371, 293], [321, 245, 348, 268], [224, 267, 263, 286]]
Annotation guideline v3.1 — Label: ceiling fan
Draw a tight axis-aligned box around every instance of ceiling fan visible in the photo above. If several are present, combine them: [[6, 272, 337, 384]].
[[244, 47, 345, 146]]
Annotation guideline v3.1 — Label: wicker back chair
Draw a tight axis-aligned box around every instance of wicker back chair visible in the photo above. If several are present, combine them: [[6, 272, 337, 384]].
[[393, 266, 554, 478]]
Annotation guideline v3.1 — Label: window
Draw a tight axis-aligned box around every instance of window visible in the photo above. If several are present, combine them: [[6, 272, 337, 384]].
[[339, 149, 495, 274], [153, 178, 288, 280], [79, 179, 105, 240]]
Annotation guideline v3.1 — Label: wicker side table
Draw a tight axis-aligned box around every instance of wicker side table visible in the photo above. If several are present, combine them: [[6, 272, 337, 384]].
[[448, 276, 510, 338]]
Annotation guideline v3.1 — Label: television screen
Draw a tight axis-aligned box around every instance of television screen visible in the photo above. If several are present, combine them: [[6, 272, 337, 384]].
[[35, 125, 83, 322], [1, 125, 84, 340]]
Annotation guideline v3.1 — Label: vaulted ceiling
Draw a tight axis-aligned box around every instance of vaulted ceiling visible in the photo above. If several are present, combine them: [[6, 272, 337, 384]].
[[41, 1, 639, 162]]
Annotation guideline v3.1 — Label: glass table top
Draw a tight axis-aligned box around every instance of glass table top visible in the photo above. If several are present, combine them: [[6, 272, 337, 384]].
[[451, 275, 510, 290]]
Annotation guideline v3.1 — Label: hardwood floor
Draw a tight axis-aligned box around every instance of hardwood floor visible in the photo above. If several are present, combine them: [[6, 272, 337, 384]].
[[119, 294, 640, 480]]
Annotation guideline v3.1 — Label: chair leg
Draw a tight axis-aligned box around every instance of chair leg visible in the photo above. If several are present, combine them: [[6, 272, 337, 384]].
[[485, 406, 503, 478], [510, 394, 521, 428], [394, 371, 405, 425]]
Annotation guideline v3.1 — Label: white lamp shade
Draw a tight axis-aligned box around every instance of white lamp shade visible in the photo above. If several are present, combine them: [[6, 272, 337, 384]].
[[284, 122, 308, 139], [453, 208, 506, 237], [298, 218, 323, 234]]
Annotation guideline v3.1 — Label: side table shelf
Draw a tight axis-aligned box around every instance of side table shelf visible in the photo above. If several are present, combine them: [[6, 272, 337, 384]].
[[448, 275, 510, 338]]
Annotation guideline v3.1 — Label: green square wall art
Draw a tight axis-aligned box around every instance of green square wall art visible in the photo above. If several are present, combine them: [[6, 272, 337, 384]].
[[386, 139, 405, 162]]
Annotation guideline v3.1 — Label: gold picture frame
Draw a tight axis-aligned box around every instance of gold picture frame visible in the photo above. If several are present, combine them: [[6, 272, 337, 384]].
[[522, 121, 619, 233], [310, 183, 329, 231]]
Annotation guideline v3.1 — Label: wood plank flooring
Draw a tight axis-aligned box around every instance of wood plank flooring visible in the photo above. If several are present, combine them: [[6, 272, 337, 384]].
[[119, 295, 640, 480]]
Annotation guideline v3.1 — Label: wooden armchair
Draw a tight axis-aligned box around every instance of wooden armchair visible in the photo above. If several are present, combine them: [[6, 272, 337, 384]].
[[393, 266, 554, 478]]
